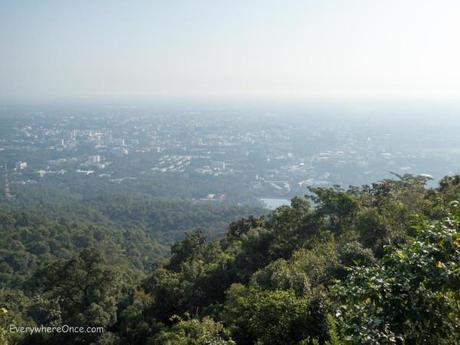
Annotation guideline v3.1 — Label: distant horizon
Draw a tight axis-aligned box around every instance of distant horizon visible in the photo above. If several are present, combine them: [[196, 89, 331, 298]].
[[2, 1, 460, 103], [3, 95, 460, 107], [2, 97, 460, 125]]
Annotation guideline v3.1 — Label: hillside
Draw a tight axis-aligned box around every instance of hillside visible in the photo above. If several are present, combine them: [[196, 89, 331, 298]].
[[1, 175, 460, 345], [0, 195, 265, 288]]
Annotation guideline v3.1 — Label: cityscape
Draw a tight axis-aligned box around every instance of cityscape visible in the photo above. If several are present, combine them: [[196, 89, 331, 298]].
[[2, 1, 460, 344], [2, 104, 460, 207]]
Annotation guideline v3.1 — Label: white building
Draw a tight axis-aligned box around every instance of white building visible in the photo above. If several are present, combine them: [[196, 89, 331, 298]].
[[15, 161, 28, 170]]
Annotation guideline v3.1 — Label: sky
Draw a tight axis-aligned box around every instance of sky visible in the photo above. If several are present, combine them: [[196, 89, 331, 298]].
[[1, 0, 460, 103]]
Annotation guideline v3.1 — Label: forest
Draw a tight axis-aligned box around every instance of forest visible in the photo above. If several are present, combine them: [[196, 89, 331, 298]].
[[1, 174, 459, 345]]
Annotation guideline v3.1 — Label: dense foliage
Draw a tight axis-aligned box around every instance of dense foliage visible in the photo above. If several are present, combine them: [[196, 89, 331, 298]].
[[0, 196, 264, 287], [1, 174, 460, 344]]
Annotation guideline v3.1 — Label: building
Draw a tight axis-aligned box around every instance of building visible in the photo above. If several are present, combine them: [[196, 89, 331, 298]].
[[15, 161, 28, 170]]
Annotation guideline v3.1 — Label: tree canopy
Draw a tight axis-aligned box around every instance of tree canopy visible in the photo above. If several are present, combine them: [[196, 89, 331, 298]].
[[1, 174, 460, 344]]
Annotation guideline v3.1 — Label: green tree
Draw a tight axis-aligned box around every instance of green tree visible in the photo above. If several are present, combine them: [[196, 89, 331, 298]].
[[333, 214, 460, 344], [222, 284, 329, 345], [27, 249, 123, 344], [151, 317, 235, 345]]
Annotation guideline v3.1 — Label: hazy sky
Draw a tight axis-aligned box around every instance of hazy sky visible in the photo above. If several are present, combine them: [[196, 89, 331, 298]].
[[1, 0, 460, 102]]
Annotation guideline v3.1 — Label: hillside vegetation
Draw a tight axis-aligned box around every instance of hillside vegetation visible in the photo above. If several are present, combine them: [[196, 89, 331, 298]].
[[0, 196, 265, 287], [1, 175, 460, 345]]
